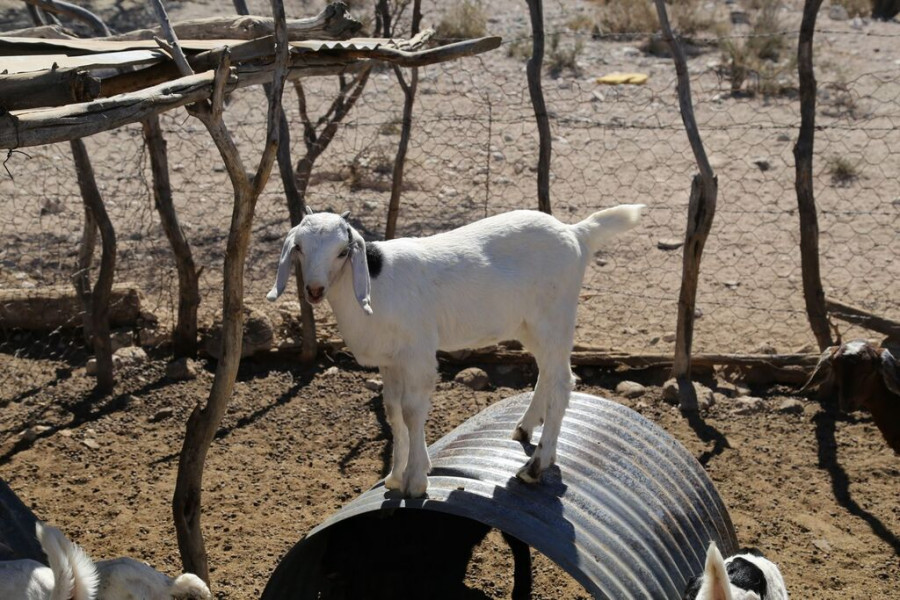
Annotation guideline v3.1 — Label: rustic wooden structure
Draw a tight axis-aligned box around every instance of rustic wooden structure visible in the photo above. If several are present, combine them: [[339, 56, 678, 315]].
[[0, 284, 143, 330]]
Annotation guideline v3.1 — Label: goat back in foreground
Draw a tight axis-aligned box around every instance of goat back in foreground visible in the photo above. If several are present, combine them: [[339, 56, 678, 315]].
[[95, 557, 211, 600], [683, 542, 788, 600]]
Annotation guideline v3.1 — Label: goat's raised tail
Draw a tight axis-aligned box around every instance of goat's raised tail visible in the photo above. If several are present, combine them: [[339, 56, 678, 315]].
[[573, 204, 645, 255], [35, 522, 99, 600]]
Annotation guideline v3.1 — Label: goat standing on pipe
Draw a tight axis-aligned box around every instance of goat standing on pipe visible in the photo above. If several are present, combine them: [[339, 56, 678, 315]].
[[268, 205, 645, 497]]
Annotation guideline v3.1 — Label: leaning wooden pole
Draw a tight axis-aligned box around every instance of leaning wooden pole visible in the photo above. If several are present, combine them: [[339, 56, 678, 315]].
[[653, 0, 718, 411], [793, 0, 833, 352], [526, 0, 552, 214], [166, 0, 289, 584]]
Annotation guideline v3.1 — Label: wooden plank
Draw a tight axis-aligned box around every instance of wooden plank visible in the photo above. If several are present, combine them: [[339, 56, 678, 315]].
[[2, 49, 165, 75], [826, 299, 900, 338], [0, 67, 100, 109]]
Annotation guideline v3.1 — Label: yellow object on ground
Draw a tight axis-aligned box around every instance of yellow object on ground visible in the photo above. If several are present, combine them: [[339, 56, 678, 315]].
[[595, 72, 649, 85]]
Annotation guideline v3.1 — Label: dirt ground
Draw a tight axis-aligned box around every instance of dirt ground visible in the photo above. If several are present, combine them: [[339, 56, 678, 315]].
[[1, 0, 899, 598]]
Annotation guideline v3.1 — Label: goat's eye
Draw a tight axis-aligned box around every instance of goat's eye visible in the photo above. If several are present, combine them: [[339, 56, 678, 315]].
[[338, 247, 350, 258]]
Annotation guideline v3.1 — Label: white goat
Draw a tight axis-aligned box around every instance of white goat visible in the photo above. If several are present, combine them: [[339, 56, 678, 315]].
[[0, 522, 210, 600], [682, 542, 788, 600], [0, 521, 98, 600], [268, 205, 644, 497]]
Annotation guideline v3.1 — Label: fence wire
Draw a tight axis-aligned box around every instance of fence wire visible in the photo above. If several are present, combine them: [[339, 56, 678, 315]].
[[1, 19, 898, 401]]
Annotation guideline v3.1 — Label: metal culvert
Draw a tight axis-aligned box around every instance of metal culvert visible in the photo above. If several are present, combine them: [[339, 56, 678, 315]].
[[262, 392, 737, 599], [0, 478, 42, 562]]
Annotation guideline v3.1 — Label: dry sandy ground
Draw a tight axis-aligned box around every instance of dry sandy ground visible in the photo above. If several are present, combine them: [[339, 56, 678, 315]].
[[1, 0, 899, 598]]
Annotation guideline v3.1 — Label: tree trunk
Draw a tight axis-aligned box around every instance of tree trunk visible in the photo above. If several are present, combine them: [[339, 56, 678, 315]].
[[70, 139, 116, 394], [142, 116, 200, 358], [526, 0, 552, 214], [73, 205, 97, 343], [793, 0, 833, 352]]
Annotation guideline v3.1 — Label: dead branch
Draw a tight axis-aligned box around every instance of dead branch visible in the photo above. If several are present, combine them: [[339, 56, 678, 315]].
[[794, 0, 832, 352], [108, 3, 361, 42], [526, 0, 552, 214], [826, 299, 900, 339], [23, 0, 110, 36], [653, 0, 719, 412]]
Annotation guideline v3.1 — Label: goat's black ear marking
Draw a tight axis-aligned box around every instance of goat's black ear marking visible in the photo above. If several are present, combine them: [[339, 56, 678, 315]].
[[739, 547, 765, 558], [727, 557, 767, 598], [366, 243, 383, 279]]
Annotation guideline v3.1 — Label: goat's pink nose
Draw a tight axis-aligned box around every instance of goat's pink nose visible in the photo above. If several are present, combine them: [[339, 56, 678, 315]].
[[306, 284, 324, 299]]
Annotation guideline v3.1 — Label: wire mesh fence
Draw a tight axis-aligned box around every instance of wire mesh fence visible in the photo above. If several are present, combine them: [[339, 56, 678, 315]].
[[1, 15, 898, 400]]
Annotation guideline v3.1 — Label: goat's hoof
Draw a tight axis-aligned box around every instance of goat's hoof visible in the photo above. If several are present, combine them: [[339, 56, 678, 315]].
[[515, 457, 542, 483], [402, 478, 429, 499], [384, 472, 403, 490], [512, 426, 531, 444]]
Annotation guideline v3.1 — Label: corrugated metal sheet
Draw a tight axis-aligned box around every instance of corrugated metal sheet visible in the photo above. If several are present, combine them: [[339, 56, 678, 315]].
[[0, 479, 42, 562], [262, 392, 737, 599]]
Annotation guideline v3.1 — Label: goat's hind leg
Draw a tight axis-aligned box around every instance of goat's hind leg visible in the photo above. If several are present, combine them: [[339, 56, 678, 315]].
[[399, 360, 438, 498], [515, 360, 573, 483], [381, 366, 408, 491]]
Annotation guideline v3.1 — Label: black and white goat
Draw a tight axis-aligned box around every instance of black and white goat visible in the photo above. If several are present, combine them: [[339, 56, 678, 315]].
[[683, 542, 788, 600], [268, 206, 644, 497], [802, 340, 900, 453]]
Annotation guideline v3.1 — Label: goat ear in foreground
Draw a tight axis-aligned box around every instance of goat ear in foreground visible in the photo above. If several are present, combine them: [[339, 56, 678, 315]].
[[881, 347, 900, 396], [305, 205, 314, 216], [267, 228, 298, 302], [699, 542, 733, 600], [348, 226, 373, 315], [801, 346, 838, 393]]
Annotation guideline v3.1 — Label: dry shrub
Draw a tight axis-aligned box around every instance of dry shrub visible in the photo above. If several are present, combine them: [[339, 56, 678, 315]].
[[547, 32, 585, 78], [593, 0, 719, 36], [826, 156, 860, 186], [833, 0, 873, 17], [435, 0, 487, 41], [719, 0, 794, 97]]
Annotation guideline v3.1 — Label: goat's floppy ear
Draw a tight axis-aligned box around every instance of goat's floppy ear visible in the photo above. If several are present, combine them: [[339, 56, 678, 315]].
[[880, 347, 900, 396], [267, 226, 299, 302], [801, 346, 838, 393], [347, 226, 373, 315]]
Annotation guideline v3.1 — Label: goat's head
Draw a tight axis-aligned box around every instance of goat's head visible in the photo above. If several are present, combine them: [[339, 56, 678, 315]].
[[266, 207, 372, 315], [802, 340, 900, 411], [683, 542, 783, 600]]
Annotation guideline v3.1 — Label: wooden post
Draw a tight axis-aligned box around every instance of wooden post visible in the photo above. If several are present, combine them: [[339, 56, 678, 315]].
[[166, 0, 289, 584], [653, 0, 718, 411], [385, 0, 422, 240], [526, 0, 552, 214], [794, 0, 833, 352], [142, 116, 201, 357]]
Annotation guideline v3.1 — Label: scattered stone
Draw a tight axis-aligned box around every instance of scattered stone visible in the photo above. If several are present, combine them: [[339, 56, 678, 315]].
[[731, 396, 767, 415], [82, 439, 101, 450], [662, 333, 677, 343], [812, 538, 832, 553], [591, 90, 605, 102], [730, 10, 750, 25], [205, 306, 274, 360], [455, 367, 490, 391], [595, 257, 608, 266], [663, 379, 714, 408], [794, 343, 815, 354], [114, 346, 149, 368], [323, 366, 340, 377], [151, 407, 175, 422], [138, 326, 170, 348], [716, 380, 750, 398], [364, 378, 384, 392], [648, 336, 660, 345], [778, 398, 804, 415], [616, 381, 646, 398], [777, 133, 791, 142], [110, 329, 134, 352], [166, 358, 199, 381], [621, 46, 641, 58], [362, 200, 380, 211], [694, 308, 704, 319], [657, 238, 683, 251], [723, 280, 740, 289], [752, 157, 772, 172], [58, 429, 73, 438], [828, 4, 848, 21], [21, 427, 39, 442]]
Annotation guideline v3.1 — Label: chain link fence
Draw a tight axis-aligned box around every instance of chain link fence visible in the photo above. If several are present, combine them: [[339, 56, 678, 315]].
[[1, 15, 898, 400]]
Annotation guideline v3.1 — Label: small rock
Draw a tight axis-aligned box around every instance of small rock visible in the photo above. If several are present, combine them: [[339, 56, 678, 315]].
[[362, 200, 380, 211], [364, 378, 384, 392], [663, 379, 714, 408], [205, 306, 274, 360], [795, 343, 815, 354], [138, 326, 169, 348], [454, 367, 490, 391], [730, 10, 750, 25], [616, 381, 646, 398], [114, 346, 149, 368], [777, 133, 791, 142], [20, 427, 38, 442], [110, 329, 134, 353], [595, 257, 608, 266], [648, 336, 660, 345], [778, 398, 804, 415], [828, 4, 848, 20], [591, 90, 605, 102], [850, 16, 864, 30], [323, 366, 340, 377], [166, 358, 199, 381], [662, 333, 677, 343], [723, 280, 740, 289], [694, 308, 704, 319], [151, 408, 175, 422], [657, 238, 683, 251], [58, 429, 73, 438], [731, 396, 767, 415], [812, 538, 832, 553], [621, 46, 641, 58], [753, 342, 778, 355], [752, 157, 771, 171], [82, 439, 101, 450]]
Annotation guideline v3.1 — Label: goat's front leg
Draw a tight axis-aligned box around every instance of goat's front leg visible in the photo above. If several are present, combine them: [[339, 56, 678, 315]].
[[380, 366, 408, 491], [399, 362, 437, 498]]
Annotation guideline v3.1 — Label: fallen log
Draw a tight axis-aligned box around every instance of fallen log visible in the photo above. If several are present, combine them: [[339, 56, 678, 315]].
[[0, 283, 145, 331], [825, 298, 900, 339], [0, 67, 100, 111]]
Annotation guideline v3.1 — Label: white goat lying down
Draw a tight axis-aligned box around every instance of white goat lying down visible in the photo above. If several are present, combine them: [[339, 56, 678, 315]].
[[268, 205, 645, 497], [683, 542, 788, 600], [0, 522, 211, 600]]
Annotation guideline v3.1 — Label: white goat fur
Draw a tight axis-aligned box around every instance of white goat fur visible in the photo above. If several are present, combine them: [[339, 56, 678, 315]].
[[268, 206, 644, 497], [95, 558, 211, 600], [0, 522, 98, 600], [687, 542, 788, 600]]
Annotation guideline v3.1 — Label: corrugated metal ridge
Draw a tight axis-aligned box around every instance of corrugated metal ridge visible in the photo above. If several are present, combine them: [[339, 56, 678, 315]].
[[264, 392, 737, 599]]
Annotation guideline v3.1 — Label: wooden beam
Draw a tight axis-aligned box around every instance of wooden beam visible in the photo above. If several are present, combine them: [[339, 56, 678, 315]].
[[0, 67, 100, 110], [826, 299, 900, 339]]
